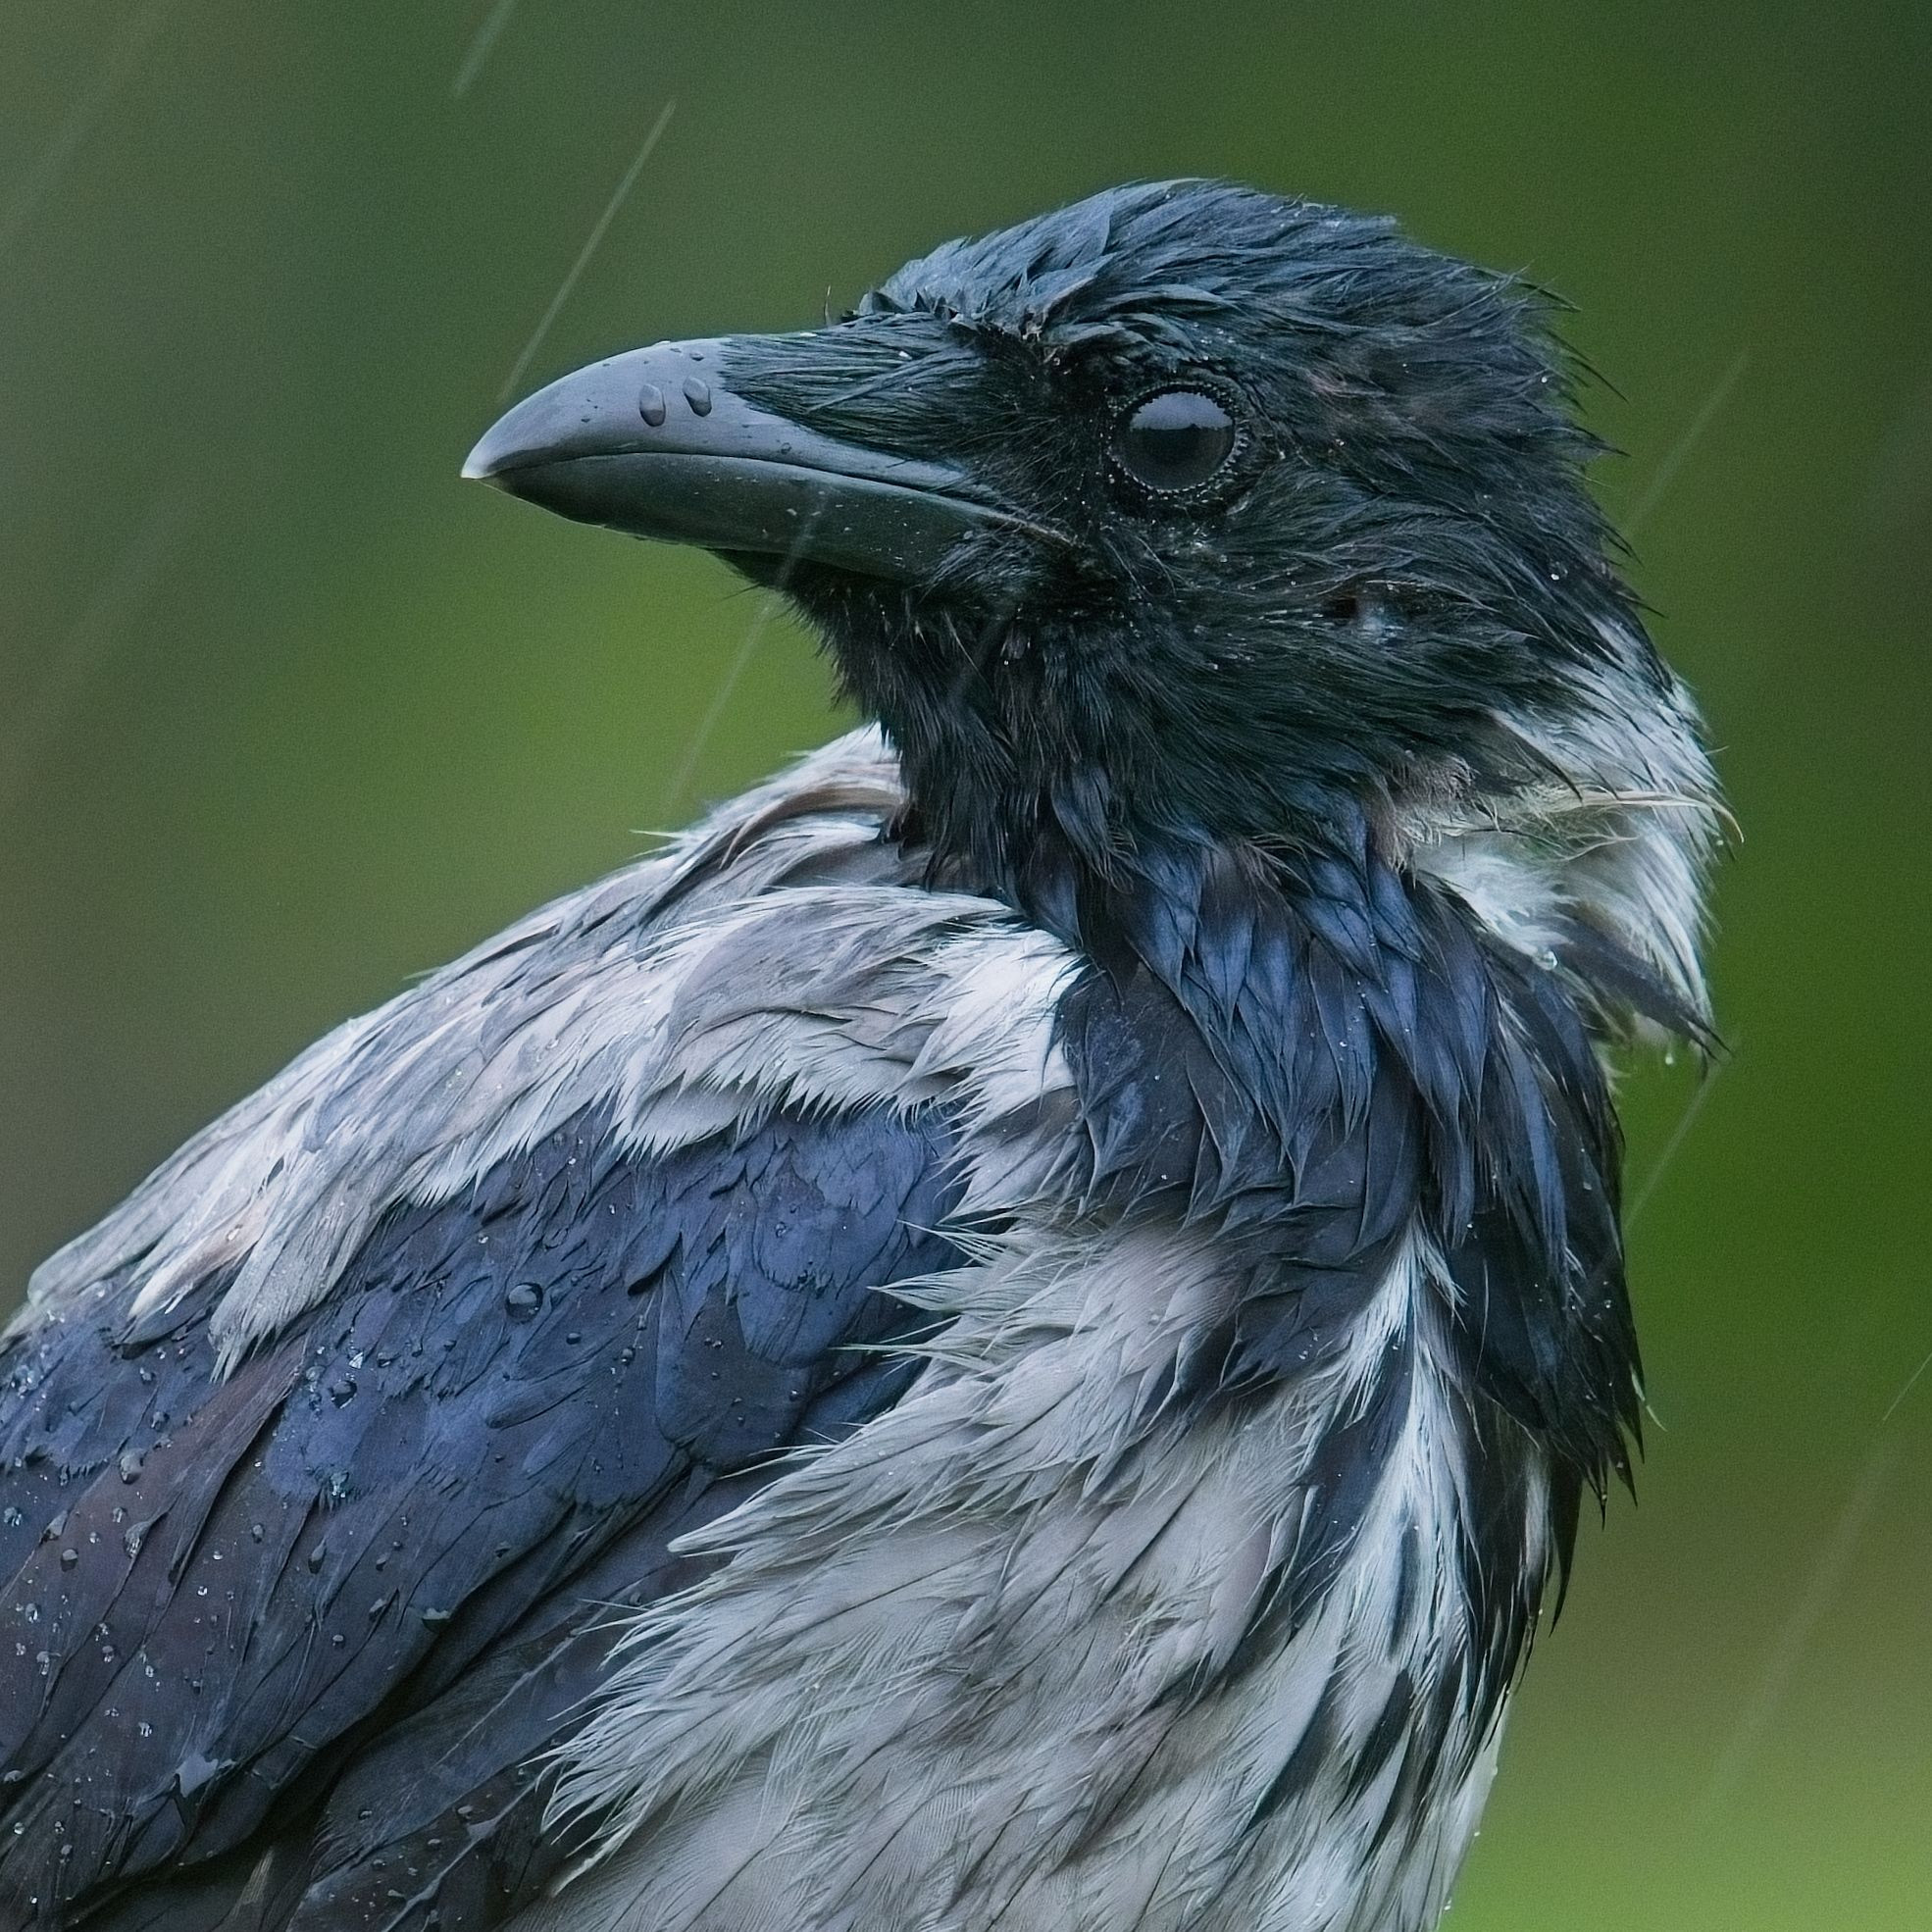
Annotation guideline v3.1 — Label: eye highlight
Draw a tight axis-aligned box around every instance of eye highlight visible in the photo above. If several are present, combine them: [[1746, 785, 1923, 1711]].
[[1111, 387, 1241, 496]]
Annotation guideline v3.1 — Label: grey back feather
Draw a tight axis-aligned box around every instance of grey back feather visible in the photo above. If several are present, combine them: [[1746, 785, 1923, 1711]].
[[17, 729, 1069, 1371]]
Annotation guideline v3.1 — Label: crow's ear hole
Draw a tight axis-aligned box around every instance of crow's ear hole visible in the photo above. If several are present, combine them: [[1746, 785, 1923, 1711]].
[[1319, 588, 1402, 642]]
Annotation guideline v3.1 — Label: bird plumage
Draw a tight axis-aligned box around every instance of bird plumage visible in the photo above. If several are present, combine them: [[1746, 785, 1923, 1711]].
[[0, 179, 1716, 1930]]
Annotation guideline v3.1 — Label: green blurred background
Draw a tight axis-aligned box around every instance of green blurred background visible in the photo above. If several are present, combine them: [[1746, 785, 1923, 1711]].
[[2, 3, 1927, 1924]]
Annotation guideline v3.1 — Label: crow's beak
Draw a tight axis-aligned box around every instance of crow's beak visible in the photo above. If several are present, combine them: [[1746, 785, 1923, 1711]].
[[464, 337, 1034, 583]]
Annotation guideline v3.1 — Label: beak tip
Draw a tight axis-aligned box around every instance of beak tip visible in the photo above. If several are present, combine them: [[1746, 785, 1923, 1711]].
[[461, 433, 506, 484]]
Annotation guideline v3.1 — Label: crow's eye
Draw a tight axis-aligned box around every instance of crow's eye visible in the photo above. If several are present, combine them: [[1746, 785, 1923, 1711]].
[[1112, 388, 1241, 496]]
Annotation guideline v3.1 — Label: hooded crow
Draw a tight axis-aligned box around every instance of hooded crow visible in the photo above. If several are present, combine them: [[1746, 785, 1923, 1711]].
[[0, 179, 1718, 1932]]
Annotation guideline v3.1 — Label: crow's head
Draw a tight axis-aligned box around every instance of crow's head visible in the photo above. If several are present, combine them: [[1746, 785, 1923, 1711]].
[[470, 180, 1713, 945]]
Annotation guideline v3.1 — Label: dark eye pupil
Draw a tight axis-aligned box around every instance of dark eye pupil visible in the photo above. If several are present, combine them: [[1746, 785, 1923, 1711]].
[[1115, 389, 1238, 492]]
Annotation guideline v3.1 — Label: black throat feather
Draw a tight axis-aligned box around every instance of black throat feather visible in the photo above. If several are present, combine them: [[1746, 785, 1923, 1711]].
[[1052, 814, 1635, 1484], [915, 778, 1642, 1550], [858, 581, 1645, 1520]]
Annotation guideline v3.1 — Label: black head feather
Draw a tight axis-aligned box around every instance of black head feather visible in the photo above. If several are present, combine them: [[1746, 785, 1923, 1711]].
[[724, 178, 1673, 899]]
